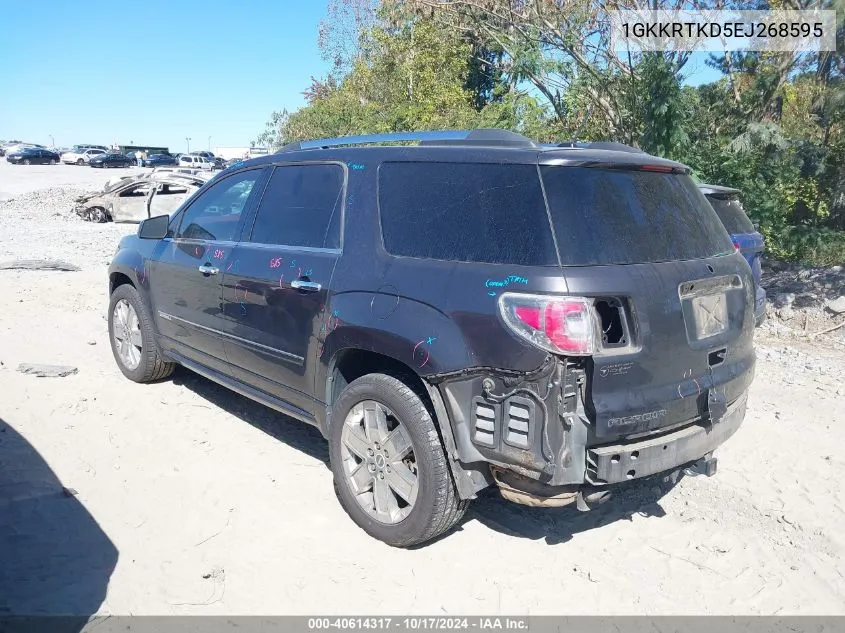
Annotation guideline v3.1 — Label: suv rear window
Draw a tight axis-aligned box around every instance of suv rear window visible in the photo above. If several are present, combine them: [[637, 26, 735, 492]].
[[379, 162, 557, 266], [705, 195, 755, 234], [540, 167, 733, 265]]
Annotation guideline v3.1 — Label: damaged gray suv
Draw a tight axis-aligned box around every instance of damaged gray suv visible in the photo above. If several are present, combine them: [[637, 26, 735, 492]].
[[107, 129, 756, 547]]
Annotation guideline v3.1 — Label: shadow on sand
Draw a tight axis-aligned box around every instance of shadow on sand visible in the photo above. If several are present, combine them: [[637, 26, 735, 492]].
[[172, 368, 329, 466], [466, 474, 680, 545], [172, 369, 683, 546], [0, 416, 118, 629]]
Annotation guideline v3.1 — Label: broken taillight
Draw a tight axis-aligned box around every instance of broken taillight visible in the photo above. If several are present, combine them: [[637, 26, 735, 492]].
[[498, 293, 597, 355], [732, 240, 741, 251]]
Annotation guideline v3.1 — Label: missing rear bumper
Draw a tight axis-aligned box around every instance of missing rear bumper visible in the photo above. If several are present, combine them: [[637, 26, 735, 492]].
[[586, 394, 745, 484]]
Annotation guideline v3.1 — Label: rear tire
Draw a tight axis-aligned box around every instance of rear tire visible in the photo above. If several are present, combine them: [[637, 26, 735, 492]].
[[23, 159, 30, 165], [329, 373, 468, 547], [108, 284, 176, 383], [50, 159, 57, 165], [76, 158, 84, 165]]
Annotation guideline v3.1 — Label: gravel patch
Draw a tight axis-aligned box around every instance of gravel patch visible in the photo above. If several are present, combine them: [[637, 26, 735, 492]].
[[760, 259, 845, 342], [0, 185, 133, 271]]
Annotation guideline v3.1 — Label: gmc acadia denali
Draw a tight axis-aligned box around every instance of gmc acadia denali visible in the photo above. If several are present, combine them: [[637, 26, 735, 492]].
[[107, 129, 755, 546]]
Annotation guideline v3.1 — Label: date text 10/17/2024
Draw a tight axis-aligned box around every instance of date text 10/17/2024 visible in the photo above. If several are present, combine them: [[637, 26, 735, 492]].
[[308, 618, 528, 631]]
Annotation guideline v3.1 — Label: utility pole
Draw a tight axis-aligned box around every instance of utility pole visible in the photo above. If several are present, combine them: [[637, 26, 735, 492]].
[[48, 134, 54, 147], [185, 137, 191, 153], [208, 136, 211, 152]]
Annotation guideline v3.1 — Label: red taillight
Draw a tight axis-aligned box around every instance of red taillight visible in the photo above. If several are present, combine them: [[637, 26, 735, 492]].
[[639, 164, 673, 172], [514, 305, 541, 329], [732, 240, 741, 251], [545, 301, 593, 354], [500, 294, 597, 356]]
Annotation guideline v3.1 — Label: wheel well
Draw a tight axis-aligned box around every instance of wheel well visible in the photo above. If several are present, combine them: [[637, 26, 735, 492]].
[[110, 272, 134, 294], [328, 349, 436, 422]]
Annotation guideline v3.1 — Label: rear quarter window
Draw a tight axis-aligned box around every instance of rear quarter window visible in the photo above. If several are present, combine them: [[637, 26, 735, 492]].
[[540, 167, 734, 265], [378, 162, 557, 266], [706, 196, 755, 234]]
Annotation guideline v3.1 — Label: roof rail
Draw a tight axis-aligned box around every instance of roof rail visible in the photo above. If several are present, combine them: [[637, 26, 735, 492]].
[[553, 141, 646, 153], [279, 129, 537, 152]]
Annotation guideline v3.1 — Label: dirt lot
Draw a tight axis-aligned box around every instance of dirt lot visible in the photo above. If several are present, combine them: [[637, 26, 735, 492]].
[[1, 160, 844, 615]]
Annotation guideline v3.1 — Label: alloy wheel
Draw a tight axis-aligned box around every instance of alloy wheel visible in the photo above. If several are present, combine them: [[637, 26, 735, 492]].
[[340, 400, 419, 525], [112, 299, 142, 370]]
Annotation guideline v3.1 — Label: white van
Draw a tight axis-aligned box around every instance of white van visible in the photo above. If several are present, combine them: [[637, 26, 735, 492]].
[[178, 154, 214, 170]]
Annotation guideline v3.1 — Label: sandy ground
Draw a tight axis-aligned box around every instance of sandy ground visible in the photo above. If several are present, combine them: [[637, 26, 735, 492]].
[[1, 160, 844, 616]]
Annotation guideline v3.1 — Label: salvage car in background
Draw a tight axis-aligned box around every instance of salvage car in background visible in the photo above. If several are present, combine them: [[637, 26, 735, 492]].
[[700, 184, 766, 326], [6, 147, 61, 165], [62, 148, 106, 165], [143, 153, 178, 167], [178, 154, 215, 170], [2, 142, 44, 156], [75, 172, 209, 223], [89, 152, 135, 169]]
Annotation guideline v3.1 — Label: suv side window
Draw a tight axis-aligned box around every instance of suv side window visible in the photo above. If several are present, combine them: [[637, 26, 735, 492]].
[[378, 162, 557, 266], [249, 164, 343, 249], [176, 169, 261, 242]]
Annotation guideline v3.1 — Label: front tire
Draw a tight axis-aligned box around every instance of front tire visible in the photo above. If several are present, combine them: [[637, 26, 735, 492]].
[[76, 158, 84, 165], [108, 284, 175, 383], [329, 374, 468, 547], [23, 159, 31, 165]]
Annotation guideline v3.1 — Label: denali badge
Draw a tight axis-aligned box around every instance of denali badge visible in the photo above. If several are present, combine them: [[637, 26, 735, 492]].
[[607, 409, 667, 427]]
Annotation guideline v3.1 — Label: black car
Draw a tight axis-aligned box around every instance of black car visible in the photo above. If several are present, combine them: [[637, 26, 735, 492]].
[[90, 153, 134, 168], [107, 129, 755, 547], [143, 153, 178, 167], [6, 147, 61, 165]]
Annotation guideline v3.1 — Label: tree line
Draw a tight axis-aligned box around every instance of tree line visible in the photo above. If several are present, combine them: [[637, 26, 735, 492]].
[[257, 0, 845, 265]]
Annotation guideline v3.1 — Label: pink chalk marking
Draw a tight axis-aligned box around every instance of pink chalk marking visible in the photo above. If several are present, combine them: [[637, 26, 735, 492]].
[[412, 340, 430, 368]]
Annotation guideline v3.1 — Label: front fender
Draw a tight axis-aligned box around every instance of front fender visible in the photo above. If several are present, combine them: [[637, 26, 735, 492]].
[[108, 246, 156, 316]]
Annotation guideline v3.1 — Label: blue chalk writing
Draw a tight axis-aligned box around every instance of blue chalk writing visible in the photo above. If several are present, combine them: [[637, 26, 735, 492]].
[[484, 275, 528, 289], [426, 336, 437, 345], [347, 162, 365, 170], [488, 292, 496, 297]]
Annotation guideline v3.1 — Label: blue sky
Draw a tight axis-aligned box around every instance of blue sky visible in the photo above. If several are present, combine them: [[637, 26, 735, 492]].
[[0, 2, 721, 152], [0, 1, 332, 152]]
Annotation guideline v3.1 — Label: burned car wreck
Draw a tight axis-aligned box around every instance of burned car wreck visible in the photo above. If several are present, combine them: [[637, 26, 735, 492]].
[[75, 171, 210, 223]]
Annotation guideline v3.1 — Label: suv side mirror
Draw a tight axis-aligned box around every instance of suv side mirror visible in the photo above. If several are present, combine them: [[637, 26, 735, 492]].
[[138, 214, 169, 240]]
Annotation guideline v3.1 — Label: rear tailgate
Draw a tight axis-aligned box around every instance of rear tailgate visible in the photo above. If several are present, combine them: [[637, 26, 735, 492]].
[[540, 164, 756, 442], [560, 256, 755, 441]]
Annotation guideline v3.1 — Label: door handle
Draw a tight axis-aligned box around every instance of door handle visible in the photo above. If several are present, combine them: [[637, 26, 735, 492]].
[[290, 279, 322, 292], [198, 264, 219, 275]]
